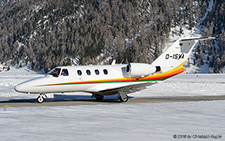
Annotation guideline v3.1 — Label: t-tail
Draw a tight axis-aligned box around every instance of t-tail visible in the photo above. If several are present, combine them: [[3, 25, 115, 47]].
[[151, 37, 215, 73]]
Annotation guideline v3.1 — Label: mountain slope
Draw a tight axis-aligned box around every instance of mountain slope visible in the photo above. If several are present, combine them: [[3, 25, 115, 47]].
[[0, 0, 224, 73]]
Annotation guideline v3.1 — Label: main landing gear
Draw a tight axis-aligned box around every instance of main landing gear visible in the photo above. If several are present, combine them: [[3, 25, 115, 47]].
[[92, 92, 129, 102], [118, 91, 128, 102]]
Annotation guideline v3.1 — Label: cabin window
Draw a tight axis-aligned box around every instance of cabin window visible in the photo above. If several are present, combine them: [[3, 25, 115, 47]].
[[103, 69, 108, 75], [49, 68, 61, 77], [77, 70, 82, 76], [61, 69, 69, 76], [95, 69, 100, 75], [86, 70, 91, 75]]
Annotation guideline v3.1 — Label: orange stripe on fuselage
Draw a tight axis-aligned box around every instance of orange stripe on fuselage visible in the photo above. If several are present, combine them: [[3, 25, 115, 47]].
[[43, 62, 185, 86]]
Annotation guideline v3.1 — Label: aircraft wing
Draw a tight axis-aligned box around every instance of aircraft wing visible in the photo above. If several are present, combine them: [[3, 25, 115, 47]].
[[93, 81, 157, 95]]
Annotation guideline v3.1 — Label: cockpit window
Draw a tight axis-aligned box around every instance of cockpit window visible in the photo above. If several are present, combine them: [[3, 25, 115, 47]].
[[61, 69, 69, 76], [48, 68, 61, 77]]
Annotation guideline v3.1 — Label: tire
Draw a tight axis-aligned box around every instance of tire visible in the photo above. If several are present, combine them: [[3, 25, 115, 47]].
[[37, 95, 44, 103], [119, 95, 128, 102]]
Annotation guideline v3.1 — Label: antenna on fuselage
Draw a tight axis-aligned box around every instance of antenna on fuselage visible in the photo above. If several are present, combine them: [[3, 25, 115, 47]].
[[111, 60, 116, 65]]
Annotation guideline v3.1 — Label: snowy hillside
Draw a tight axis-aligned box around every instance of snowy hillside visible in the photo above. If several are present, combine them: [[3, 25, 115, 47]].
[[1, 0, 224, 73], [166, 0, 216, 73]]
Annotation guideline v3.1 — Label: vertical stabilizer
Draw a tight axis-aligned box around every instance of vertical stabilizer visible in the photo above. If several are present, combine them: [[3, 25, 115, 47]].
[[151, 37, 215, 72]]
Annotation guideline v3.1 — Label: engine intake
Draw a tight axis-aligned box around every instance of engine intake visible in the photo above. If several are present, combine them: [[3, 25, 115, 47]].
[[126, 63, 156, 77]]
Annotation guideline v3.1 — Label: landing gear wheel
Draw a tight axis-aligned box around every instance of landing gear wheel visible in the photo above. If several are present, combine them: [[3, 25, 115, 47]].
[[119, 95, 128, 102], [37, 95, 44, 103], [95, 95, 104, 101]]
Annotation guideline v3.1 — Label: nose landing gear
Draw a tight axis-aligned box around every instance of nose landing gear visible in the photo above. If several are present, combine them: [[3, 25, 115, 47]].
[[37, 94, 46, 103]]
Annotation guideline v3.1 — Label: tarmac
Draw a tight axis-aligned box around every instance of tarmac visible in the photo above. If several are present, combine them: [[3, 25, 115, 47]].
[[1, 95, 225, 107]]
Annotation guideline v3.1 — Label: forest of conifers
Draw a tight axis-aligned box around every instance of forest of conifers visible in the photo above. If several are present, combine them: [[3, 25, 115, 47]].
[[0, 0, 224, 73]]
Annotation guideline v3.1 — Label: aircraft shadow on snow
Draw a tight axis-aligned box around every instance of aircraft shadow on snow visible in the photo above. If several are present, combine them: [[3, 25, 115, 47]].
[[1, 95, 225, 104], [0, 94, 134, 104]]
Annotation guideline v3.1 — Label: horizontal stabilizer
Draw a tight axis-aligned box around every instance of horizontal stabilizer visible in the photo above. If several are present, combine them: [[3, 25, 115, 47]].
[[180, 37, 216, 42]]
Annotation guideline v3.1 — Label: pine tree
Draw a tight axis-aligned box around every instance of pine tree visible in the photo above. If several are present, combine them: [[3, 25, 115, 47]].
[[179, 26, 183, 35]]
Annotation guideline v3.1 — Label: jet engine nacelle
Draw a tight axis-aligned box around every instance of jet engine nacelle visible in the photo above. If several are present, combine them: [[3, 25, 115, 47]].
[[126, 63, 156, 77]]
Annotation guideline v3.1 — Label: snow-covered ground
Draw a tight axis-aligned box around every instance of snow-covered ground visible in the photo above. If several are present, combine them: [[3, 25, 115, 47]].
[[1, 101, 224, 141], [0, 67, 225, 141]]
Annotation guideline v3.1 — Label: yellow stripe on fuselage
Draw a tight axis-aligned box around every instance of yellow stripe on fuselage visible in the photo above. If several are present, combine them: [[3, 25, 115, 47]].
[[42, 61, 186, 86]]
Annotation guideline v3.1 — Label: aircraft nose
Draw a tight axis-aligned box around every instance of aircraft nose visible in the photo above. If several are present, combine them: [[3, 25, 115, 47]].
[[14, 84, 23, 92], [14, 83, 28, 93], [14, 77, 45, 94]]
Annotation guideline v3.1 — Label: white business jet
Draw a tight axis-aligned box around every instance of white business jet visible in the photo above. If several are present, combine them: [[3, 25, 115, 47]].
[[14, 37, 215, 103]]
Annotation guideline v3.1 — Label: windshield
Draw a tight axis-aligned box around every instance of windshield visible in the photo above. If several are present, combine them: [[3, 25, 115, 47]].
[[48, 68, 61, 77], [61, 69, 69, 76]]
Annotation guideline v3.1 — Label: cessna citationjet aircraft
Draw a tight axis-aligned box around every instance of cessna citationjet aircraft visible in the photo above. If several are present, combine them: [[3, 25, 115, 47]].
[[15, 37, 215, 103]]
